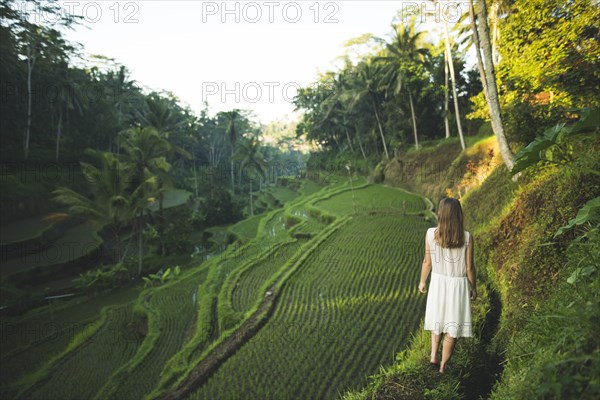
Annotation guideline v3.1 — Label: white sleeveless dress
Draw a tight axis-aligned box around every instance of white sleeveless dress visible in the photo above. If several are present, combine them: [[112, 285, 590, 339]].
[[423, 227, 473, 338]]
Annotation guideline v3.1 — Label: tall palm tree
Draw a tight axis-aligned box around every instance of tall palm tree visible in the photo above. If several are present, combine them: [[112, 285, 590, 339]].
[[470, 0, 514, 170], [137, 94, 184, 139], [321, 69, 369, 162], [443, 42, 451, 139], [377, 20, 429, 151], [106, 65, 136, 153], [234, 137, 266, 216], [17, 24, 72, 159], [222, 109, 241, 194], [128, 175, 160, 276], [53, 65, 87, 161], [323, 71, 355, 153], [442, 18, 466, 150], [348, 60, 390, 159]]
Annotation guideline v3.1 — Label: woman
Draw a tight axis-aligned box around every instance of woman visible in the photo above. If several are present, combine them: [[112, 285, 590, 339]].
[[419, 197, 477, 374]]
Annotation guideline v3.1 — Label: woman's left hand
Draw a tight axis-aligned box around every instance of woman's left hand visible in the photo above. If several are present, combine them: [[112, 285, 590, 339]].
[[419, 282, 427, 293]]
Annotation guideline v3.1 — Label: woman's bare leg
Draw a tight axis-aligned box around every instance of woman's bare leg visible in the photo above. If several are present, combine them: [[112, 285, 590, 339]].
[[439, 335, 456, 373], [431, 333, 441, 363]]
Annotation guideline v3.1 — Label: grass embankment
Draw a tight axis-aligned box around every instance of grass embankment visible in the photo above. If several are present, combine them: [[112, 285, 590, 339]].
[[343, 134, 600, 399], [383, 135, 502, 203]]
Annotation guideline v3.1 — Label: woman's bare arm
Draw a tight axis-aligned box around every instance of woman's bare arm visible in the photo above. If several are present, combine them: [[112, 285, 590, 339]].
[[466, 234, 477, 299], [419, 233, 432, 293]]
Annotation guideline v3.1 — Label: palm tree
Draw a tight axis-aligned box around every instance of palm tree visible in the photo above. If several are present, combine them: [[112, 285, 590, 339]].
[[443, 42, 451, 139], [106, 65, 137, 153], [324, 71, 355, 153], [469, 0, 514, 170], [234, 137, 266, 216], [222, 109, 241, 194], [54, 151, 158, 269], [349, 60, 390, 159], [377, 20, 429, 151], [137, 93, 185, 139], [119, 126, 174, 255], [128, 175, 160, 276], [16, 24, 72, 159], [53, 152, 133, 261], [52, 65, 87, 161], [489, 0, 512, 65], [321, 69, 369, 162], [442, 18, 466, 150]]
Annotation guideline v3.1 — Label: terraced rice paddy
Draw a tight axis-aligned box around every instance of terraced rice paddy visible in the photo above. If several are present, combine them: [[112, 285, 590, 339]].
[[188, 185, 432, 399], [0, 286, 141, 389], [231, 239, 309, 314], [2, 179, 432, 400], [26, 303, 144, 400], [1, 222, 102, 279]]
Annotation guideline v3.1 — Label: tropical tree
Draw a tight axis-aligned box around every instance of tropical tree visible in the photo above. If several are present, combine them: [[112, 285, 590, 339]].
[[234, 137, 266, 216], [119, 126, 174, 255], [321, 72, 353, 152], [221, 109, 242, 194], [129, 176, 159, 276], [470, 0, 514, 170], [349, 60, 390, 159], [16, 25, 74, 159], [53, 152, 134, 260], [294, 78, 341, 153], [442, 15, 466, 150], [7, 0, 79, 159], [105, 65, 137, 152], [52, 64, 87, 161], [377, 19, 429, 151], [192, 106, 223, 172], [443, 41, 451, 139], [138, 94, 171, 134]]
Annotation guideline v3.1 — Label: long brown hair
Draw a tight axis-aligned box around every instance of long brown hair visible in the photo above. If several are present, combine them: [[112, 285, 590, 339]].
[[434, 197, 465, 248]]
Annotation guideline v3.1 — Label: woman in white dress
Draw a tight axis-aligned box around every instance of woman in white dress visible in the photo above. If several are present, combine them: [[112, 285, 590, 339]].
[[418, 197, 477, 374]]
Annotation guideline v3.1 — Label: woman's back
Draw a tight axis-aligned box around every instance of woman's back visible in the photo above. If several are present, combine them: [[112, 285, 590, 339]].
[[426, 227, 470, 278]]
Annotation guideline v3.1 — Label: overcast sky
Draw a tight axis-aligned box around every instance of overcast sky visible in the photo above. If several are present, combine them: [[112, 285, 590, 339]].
[[47, 0, 458, 124]]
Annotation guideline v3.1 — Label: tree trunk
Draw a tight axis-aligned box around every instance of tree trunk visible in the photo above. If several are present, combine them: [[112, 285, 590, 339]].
[[158, 192, 166, 256], [138, 211, 144, 276], [469, 1, 490, 98], [344, 127, 354, 152], [444, 46, 451, 139], [444, 19, 466, 151], [55, 109, 63, 161], [356, 129, 368, 161], [25, 45, 36, 160], [249, 179, 253, 216], [114, 102, 122, 154], [373, 100, 389, 159], [408, 92, 419, 151], [491, 2, 500, 66], [192, 152, 199, 197], [114, 226, 122, 263], [472, 0, 514, 171], [230, 146, 235, 194]]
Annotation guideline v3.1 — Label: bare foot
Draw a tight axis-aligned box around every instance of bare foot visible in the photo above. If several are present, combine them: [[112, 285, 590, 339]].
[[439, 363, 446, 374]]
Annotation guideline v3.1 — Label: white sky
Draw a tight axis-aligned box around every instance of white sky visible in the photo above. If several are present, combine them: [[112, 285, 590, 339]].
[[37, 0, 459, 124]]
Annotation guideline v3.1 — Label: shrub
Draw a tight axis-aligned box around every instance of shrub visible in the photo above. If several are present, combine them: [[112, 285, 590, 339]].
[[73, 262, 131, 296]]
